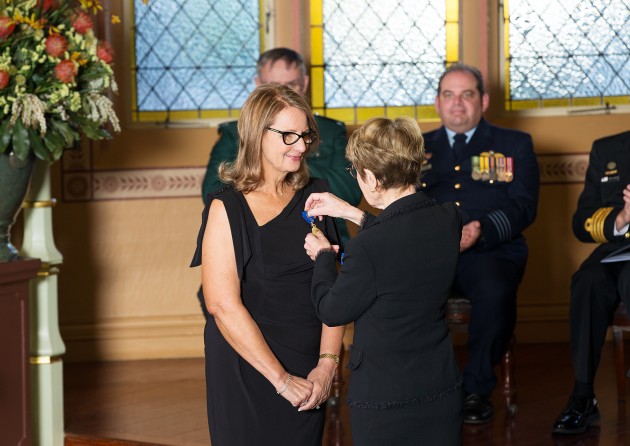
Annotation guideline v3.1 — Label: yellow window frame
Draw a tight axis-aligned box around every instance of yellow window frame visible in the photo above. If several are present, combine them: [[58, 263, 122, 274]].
[[129, 1, 266, 123], [310, 0, 460, 125], [503, 0, 630, 112]]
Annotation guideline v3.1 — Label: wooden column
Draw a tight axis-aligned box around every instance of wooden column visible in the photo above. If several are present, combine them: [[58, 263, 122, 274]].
[[21, 160, 65, 446], [0, 258, 41, 446]]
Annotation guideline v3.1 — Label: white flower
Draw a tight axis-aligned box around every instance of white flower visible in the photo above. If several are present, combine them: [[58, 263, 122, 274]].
[[85, 93, 120, 132], [10, 94, 47, 135], [54, 105, 69, 121]]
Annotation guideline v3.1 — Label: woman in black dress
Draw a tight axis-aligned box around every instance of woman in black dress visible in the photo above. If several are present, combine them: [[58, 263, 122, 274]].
[[304, 117, 463, 445], [190, 84, 344, 445]]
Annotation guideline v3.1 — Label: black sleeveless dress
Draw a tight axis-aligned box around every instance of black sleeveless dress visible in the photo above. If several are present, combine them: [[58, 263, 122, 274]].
[[191, 179, 341, 446]]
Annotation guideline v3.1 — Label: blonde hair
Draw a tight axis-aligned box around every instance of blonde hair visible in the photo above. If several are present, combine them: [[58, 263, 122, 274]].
[[346, 116, 424, 190], [219, 84, 319, 192]]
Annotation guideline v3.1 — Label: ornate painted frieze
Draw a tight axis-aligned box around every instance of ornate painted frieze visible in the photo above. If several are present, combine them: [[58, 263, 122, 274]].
[[62, 168, 206, 201], [536, 154, 589, 185], [60, 154, 590, 201]]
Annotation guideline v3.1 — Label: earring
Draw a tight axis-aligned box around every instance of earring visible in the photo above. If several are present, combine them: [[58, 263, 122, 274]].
[[370, 188, 376, 193]]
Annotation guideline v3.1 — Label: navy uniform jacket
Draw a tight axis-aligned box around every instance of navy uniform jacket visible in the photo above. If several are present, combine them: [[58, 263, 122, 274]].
[[573, 130, 630, 246], [419, 118, 540, 254]]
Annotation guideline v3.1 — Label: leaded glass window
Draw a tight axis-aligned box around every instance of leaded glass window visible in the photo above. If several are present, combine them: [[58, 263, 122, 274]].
[[132, 0, 261, 122], [310, 0, 459, 124], [505, 0, 630, 110]]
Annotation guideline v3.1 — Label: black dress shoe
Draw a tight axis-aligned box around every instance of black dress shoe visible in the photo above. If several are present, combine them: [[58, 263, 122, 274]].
[[464, 393, 494, 424], [551, 394, 600, 435]]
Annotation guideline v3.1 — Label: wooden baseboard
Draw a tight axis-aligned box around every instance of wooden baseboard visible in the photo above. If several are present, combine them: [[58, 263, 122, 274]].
[[59, 304, 572, 362], [61, 315, 205, 362], [65, 433, 167, 446]]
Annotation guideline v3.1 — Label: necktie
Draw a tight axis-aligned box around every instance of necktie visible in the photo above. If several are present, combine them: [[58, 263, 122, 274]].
[[452, 133, 467, 161]]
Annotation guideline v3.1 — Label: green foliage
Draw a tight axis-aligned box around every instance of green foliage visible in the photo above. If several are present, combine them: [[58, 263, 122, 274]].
[[0, 0, 121, 162], [0, 118, 11, 153]]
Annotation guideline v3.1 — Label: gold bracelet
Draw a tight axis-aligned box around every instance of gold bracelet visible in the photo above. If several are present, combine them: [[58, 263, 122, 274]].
[[277, 373, 292, 395], [319, 353, 339, 364]]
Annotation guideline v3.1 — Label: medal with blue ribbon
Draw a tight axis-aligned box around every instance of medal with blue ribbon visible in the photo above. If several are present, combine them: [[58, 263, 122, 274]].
[[302, 211, 321, 235], [302, 211, 344, 264]]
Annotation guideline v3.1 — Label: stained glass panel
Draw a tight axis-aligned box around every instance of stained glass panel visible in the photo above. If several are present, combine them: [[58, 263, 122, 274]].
[[132, 0, 261, 121], [505, 0, 630, 110], [311, 0, 458, 123]]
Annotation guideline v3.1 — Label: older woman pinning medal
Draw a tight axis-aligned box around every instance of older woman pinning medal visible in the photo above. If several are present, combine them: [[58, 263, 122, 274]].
[[303, 116, 464, 445]]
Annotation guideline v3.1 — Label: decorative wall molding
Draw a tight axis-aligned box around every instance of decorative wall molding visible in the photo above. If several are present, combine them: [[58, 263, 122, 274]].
[[62, 167, 206, 201], [60, 154, 590, 202], [537, 153, 589, 185]]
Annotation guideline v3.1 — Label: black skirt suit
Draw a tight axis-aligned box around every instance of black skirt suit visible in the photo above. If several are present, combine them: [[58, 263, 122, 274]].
[[311, 192, 463, 445]]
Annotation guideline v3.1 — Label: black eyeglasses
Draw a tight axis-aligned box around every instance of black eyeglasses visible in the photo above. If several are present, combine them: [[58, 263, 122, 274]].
[[266, 127, 317, 145], [346, 163, 357, 178]]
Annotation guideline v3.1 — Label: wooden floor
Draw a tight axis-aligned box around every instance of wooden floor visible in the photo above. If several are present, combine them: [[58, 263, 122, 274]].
[[64, 342, 630, 446]]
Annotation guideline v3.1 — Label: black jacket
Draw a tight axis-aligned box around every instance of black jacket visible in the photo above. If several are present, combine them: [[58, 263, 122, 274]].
[[573, 130, 630, 245], [311, 192, 462, 408]]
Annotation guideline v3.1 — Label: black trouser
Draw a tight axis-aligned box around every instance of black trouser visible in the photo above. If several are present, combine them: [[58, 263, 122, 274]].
[[570, 243, 630, 385], [452, 243, 527, 395]]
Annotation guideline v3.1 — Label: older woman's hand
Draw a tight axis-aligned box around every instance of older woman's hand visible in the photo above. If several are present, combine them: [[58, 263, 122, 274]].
[[304, 232, 336, 261], [279, 375, 315, 409], [299, 360, 338, 411], [305, 192, 365, 225]]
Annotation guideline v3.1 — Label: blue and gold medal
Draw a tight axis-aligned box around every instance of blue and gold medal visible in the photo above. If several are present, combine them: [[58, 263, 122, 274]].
[[301, 211, 321, 235]]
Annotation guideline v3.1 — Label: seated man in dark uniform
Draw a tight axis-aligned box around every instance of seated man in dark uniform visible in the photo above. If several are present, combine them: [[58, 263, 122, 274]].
[[198, 47, 361, 318], [552, 130, 630, 435], [419, 63, 540, 424]]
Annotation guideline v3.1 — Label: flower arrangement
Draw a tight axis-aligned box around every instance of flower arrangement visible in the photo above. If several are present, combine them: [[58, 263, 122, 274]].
[[0, 0, 120, 162]]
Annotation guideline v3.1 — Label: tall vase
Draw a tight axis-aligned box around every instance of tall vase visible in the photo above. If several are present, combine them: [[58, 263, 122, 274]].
[[0, 151, 35, 262]]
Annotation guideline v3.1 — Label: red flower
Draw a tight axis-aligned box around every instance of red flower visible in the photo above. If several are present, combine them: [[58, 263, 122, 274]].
[[97, 41, 114, 64], [37, 0, 58, 11], [0, 70, 9, 90], [0, 16, 15, 39], [55, 60, 78, 83], [72, 12, 93, 34], [45, 34, 68, 58]]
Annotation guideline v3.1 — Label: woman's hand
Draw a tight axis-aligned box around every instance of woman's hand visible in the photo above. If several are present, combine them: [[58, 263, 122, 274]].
[[300, 360, 338, 411], [305, 192, 364, 225], [278, 374, 315, 408], [304, 232, 335, 261]]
